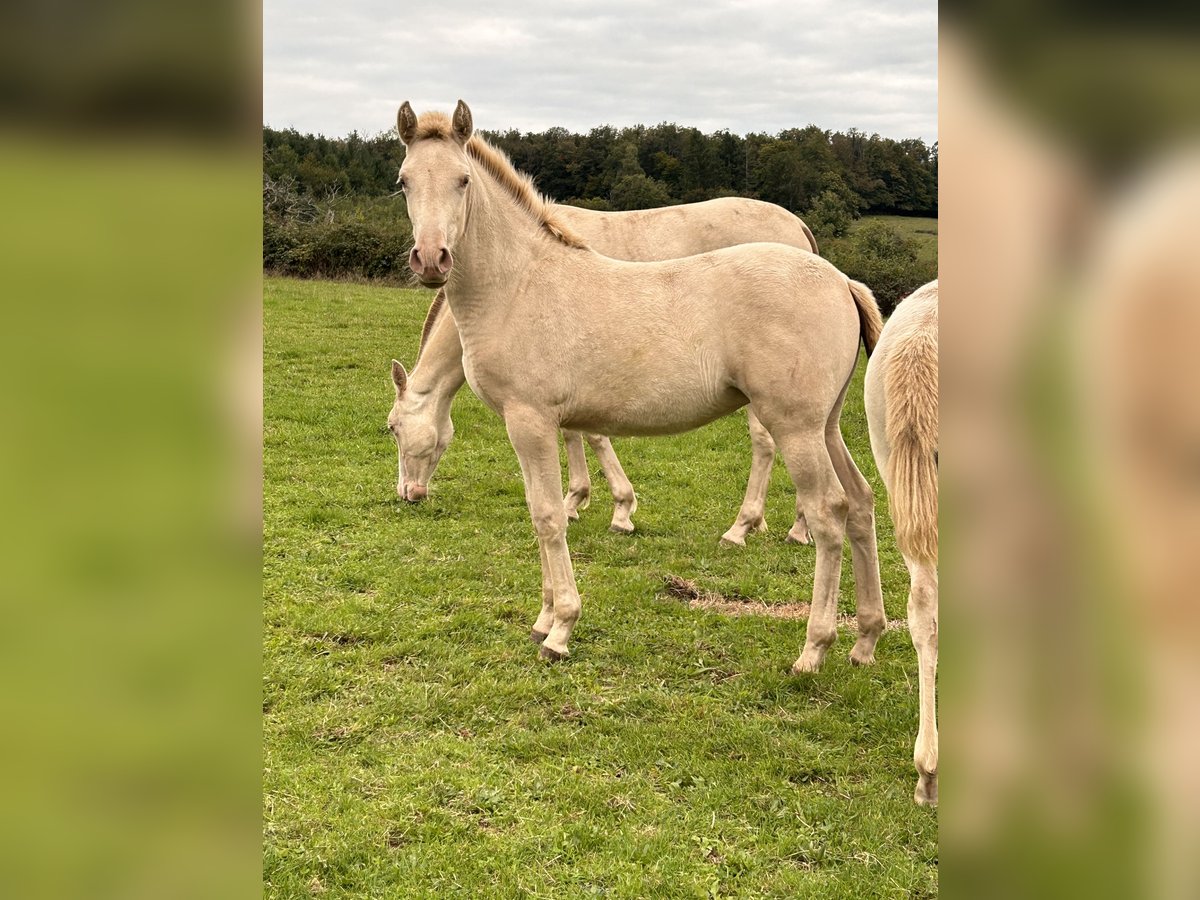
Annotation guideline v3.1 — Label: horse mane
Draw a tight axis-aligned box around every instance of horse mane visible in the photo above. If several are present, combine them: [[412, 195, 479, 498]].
[[416, 288, 447, 364], [411, 111, 588, 250]]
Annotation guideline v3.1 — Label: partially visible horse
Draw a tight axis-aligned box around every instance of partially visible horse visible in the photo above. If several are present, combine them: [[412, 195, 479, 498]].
[[865, 279, 939, 806], [394, 100, 884, 675], [389, 198, 819, 543]]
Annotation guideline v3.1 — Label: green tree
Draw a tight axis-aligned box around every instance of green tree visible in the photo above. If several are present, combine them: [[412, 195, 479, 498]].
[[609, 174, 673, 210], [825, 221, 936, 314], [805, 190, 853, 241]]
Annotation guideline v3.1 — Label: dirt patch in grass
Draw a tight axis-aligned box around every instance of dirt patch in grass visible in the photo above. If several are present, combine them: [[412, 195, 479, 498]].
[[662, 575, 906, 631]]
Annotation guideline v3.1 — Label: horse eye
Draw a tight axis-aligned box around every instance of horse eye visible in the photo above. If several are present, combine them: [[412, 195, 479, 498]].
[[460, 174, 470, 188]]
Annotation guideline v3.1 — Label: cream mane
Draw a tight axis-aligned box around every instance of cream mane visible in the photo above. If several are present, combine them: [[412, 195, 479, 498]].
[[416, 289, 448, 365], [411, 112, 588, 250]]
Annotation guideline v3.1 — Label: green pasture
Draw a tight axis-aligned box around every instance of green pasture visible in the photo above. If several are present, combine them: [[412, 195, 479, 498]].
[[263, 277, 937, 898], [845, 215, 938, 264]]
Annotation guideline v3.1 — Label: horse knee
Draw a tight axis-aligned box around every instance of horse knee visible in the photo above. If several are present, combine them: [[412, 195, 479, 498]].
[[530, 506, 567, 541]]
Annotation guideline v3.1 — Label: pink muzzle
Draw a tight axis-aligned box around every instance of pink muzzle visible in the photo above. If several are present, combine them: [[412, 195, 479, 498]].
[[408, 244, 452, 284], [399, 482, 428, 503]]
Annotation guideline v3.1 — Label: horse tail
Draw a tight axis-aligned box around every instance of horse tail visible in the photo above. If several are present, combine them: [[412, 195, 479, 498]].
[[885, 312, 939, 564], [801, 220, 820, 255], [848, 279, 883, 356]]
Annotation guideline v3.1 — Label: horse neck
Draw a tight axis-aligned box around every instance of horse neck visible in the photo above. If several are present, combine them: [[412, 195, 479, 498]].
[[410, 306, 467, 412], [444, 159, 560, 325]]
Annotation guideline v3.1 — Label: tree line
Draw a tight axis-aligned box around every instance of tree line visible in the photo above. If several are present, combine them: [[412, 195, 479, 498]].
[[263, 121, 936, 217], [263, 121, 938, 311]]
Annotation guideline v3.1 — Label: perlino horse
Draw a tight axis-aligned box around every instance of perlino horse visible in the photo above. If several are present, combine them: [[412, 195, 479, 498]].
[[864, 279, 939, 806], [396, 100, 884, 674], [389, 198, 819, 544]]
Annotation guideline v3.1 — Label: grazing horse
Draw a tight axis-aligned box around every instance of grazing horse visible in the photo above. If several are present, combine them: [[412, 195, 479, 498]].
[[395, 100, 883, 674], [389, 198, 820, 543], [865, 279, 939, 806]]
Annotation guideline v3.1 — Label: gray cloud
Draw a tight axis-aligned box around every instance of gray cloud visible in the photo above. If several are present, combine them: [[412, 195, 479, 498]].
[[264, 0, 937, 142]]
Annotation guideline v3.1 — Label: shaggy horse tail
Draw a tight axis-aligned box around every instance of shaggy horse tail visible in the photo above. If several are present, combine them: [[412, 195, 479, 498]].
[[884, 311, 939, 564], [848, 279, 883, 356], [801, 220, 820, 255]]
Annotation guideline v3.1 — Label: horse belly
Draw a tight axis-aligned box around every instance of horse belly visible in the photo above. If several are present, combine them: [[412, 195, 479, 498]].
[[563, 371, 746, 437]]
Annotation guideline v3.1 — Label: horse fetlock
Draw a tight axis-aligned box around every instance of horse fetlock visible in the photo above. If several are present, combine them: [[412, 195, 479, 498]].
[[849, 634, 880, 666], [914, 737, 938, 777], [856, 612, 887, 641], [564, 486, 591, 517], [914, 771, 938, 807], [722, 510, 766, 547], [785, 519, 811, 545]]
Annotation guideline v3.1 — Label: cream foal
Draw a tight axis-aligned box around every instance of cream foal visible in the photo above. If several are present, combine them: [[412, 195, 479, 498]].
[[396, 100, 884, 673], [865, 279, 939, 806], [389, 198, 819, 542]]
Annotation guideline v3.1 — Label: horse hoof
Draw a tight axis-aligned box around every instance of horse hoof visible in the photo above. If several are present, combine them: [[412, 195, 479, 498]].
[[719, 531, 746, 548], [791, 654, 823, 675], [785, 526, 811, 545], [538, 644, 568, 662], [849, 644, 877, 666], [529, 630, 548, 645], [609, 522, 635, 535]]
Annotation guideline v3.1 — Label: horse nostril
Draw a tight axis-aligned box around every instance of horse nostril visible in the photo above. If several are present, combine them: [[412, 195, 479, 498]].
[[408, 247, 422, 273], [437, 248, 452, 273]]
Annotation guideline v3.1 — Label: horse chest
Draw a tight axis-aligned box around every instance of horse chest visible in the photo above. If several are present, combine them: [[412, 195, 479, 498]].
[[459, 351, 506, 415]]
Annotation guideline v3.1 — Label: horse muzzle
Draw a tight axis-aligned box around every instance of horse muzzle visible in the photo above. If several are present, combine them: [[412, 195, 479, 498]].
[[399, 482, 428, 503], [409, 244, 452, 286]]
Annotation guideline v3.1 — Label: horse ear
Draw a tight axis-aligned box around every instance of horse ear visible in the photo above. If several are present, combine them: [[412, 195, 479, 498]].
[[391, 359, 408, 393], [452, 100, 473, 145], [397, 102, 417, 145]]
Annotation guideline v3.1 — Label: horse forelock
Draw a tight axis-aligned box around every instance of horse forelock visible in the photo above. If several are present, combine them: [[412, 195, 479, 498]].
[[410, 111, 454, 142]]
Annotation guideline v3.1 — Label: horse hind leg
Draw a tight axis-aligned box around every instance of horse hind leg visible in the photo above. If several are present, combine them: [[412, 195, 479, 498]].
[[562, 430, 591, 521], [721, 407, 811, 547], [826, 424, 886, 665], [906, 556, 938, 806], [769, 425, 849, 674], [583, 434, 638, 534], [721, 407, 775, 546]]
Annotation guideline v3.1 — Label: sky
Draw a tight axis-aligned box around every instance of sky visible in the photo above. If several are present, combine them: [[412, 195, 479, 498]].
[[263, 0, 937, 144]]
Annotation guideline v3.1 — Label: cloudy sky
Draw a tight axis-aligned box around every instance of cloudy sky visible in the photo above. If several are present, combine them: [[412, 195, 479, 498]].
[[264, 0, 937, 143]]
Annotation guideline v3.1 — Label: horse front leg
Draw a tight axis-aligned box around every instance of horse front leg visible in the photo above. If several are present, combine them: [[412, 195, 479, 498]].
[[507, 411, 583, 661], [583, 434, 637, 534], [562, 430, 592, 521], [529, 537, 555, 644]]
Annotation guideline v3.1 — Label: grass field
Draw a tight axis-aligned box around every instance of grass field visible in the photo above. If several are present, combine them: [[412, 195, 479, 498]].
[[845, 215, 939, 266], [263, 276, 938, 898]]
